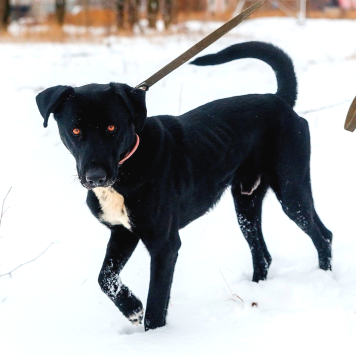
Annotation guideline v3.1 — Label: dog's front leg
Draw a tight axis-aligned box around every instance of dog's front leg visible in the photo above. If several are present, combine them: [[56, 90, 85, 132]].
[[144, 233, 181, 331], [98, 225, 143, 325]]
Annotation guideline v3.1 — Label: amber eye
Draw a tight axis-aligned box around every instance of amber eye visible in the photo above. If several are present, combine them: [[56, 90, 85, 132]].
[[107, 125, 116, 132], [72, 128, 80, 135]]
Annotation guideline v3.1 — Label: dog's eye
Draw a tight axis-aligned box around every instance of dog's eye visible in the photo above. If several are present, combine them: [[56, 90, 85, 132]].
[[107, 125, 116, 132], [72, 128, 81, 135]]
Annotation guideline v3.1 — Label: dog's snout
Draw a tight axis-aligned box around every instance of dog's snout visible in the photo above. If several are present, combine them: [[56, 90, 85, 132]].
[[86, 168, 107, 188]]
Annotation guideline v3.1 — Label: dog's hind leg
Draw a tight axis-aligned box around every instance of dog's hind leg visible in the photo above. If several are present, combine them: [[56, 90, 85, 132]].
[[272, 176, 332, 271], [271, 116, 332, 271], [313, 212, 333, 244], [232, 178, 272, 282], [98, 225, 144, 325]]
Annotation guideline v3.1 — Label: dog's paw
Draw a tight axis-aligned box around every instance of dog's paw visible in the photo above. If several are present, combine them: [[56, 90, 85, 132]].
[[128, 307, 144, 326], [112, 285, 144, 325]]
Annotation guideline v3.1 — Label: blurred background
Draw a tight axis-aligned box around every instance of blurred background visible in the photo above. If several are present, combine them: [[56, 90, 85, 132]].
[[1, 0, 356, 355], [0, 0, 356, 41]]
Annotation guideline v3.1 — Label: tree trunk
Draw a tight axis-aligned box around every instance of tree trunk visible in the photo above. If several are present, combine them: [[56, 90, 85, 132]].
[[116, 0, 125, 29], [128, 0, 140, 30], [55, 0, 66, 26], [0, 0, 10, 31], [147, 0, 159, 28], [162, 0, 178, 29], [83, 0, 90, 28]]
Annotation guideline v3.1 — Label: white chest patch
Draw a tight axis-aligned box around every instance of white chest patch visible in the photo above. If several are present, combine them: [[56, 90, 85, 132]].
[[93, 187, 131, 230]]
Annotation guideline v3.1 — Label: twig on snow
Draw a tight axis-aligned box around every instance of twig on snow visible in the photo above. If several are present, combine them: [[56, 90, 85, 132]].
[[300, 99, 352, 115], [219, 269, 244, 303], [0, 187, 12, 231], [0, 242, 56, 278]]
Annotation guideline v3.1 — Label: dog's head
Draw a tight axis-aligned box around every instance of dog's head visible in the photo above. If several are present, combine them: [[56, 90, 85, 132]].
[[36, 83, 147, 189]]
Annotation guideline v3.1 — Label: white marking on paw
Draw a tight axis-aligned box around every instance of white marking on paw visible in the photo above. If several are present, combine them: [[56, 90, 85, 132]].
[[241, 176, 261, 195], [93, 187, 131, 229], [128, 307, 144, 326]]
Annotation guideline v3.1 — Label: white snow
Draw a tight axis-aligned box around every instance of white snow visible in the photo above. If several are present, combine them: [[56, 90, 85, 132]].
[[1, 17, 356, 356]]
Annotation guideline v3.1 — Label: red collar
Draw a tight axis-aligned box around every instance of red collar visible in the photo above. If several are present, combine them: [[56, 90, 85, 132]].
[[119, 134, 140, 165]]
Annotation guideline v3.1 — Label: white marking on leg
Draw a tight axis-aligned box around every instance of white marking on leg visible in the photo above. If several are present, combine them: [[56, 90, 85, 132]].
[[93, 187, 131, 230], [241, 176, 261, 195]]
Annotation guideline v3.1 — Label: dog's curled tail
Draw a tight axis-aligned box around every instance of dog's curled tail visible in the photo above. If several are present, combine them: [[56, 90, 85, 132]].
[[190, 41, 297, 108]]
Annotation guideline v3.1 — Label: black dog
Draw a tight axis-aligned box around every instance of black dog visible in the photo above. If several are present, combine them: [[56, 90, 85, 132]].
[[36, 41, 332, 331]]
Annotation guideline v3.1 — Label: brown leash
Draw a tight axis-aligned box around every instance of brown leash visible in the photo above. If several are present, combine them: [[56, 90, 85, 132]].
[[344, 96, 356, 132], [135, 0, 265, 91], [122, 3, 264, 165]]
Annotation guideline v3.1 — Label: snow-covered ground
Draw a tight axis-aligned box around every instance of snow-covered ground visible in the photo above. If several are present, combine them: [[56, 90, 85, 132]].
[[1, 17, 356, 356]]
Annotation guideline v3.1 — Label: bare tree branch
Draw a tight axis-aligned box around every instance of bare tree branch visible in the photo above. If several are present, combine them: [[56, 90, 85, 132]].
[[219, 269, 244, 303], [0, 242, 56, 278], [0, 187, 12, 231]]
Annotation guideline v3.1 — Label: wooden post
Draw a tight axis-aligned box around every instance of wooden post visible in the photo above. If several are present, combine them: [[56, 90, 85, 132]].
[[298, 0, 307, 24]]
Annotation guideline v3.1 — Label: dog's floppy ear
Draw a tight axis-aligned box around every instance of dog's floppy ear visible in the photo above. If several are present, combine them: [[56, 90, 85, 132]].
[[36, 85, 74, 128], [110, 82, 147, 132]]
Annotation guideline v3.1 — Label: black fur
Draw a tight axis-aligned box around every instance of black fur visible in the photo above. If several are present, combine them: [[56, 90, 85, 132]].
[[190, 41, 298, 107], [36, 41, 332, 331]]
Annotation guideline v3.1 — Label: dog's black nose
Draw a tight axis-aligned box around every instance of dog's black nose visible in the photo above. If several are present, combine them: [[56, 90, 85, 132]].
[[86, 168, 107, 187]]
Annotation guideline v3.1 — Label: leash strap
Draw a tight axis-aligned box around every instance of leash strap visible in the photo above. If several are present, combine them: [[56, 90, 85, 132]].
[[135, 0, 265, 91], [345, 96, 356, 132]]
